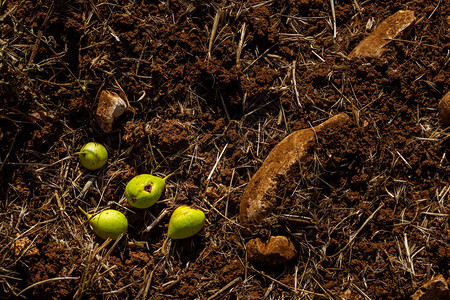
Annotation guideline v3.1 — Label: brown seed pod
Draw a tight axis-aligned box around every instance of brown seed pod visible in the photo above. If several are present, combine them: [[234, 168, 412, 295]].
[[438, 91, 450, 124]]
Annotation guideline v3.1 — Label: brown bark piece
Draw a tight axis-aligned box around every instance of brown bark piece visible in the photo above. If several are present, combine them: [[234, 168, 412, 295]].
[[411, 275, 449, 300], [96, 90, 128, 133], [239, 113, 350, 225], [348, 10, 416, 59], [246, 236, 297, 267], [438, 91, 450, 124]]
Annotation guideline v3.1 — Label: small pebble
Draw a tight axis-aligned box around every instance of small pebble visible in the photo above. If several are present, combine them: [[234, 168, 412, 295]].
[[96, 90, 127, 133]]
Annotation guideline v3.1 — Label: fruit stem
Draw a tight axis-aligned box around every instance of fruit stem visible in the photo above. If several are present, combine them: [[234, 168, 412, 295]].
[[73, 150, 90, 155], [78, 206, 92, 219], [163, 170, 179, 181], [161, 236, 170, 255]]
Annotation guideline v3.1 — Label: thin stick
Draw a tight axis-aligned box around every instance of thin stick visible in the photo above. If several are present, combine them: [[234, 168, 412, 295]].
[[352, 282, 372, 300], [143, 208, 169, 233], [251, 267, 326, 297], [348, 203, 384, 246], [243, 46, 274, 72], [207, 277, 241, 300], [208, 8, 222, 59], [331, 202, 384, 257], [330, 0, 337, 39], [17, 277, 79, 296], [292, 60, 301, 107], [207, 144, 228, 182], [236, 23, 246, 67], [404, 233, 416, 281], [202, 144, 228, 203]]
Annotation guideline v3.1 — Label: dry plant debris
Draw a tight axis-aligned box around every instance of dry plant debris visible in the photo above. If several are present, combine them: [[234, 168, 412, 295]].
[[348, 10, 416, 58]]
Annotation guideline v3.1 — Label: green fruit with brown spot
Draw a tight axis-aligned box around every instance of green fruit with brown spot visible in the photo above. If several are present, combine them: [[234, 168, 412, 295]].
[[168, 205, 205, 239], [125, 174, 166, 209]]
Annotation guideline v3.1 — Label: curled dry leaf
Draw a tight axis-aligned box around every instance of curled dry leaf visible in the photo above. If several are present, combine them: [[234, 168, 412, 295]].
[[96, 90, 127, 133], [239, 113, 351, 225]]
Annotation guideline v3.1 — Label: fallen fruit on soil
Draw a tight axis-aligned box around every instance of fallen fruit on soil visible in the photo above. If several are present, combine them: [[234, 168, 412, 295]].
[[125, 174, 166, 209], [78, 207, 128, 240], [239, 113, 351, 225], [168, 205, 205, 239], [77, 142, 108, 170]]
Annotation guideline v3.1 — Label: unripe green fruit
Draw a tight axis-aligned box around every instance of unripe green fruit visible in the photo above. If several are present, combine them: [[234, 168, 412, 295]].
[[168, 205, 205, 239], [125, 174, 166, 209], [78, 142, 108, 170], [79, 207, 128, 240]]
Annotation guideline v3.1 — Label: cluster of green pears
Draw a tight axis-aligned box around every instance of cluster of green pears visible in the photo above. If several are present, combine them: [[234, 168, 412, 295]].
[[77, 142, 206, 243]]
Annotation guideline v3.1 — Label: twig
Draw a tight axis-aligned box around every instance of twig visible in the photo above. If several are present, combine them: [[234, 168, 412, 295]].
[[0, 129, 18, 172], [0, 0, 25, 22], [352, 282, 372, 300], [404, 233, 416, 287], [142, 209, 169, 233], [236, 23, 246, 67], [385, 38, 440, 49], [331, 202, 385, 257], [208, 8, 222, 59], [207, 277, 241, 300], [243, 46, 274, 72], [251, 267, 327, 297], [17, 277, 79, 296], [292, 60, 301, 107], [207, 144, 228, 182], [330, 0, 337, 39]]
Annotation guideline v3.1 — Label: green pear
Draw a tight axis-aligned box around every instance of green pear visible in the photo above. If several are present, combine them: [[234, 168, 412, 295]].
[[125, 174, 166, 209], [78, 142, 108, 170], [168, 205, 205, 239], [79, 207, 128, 240]]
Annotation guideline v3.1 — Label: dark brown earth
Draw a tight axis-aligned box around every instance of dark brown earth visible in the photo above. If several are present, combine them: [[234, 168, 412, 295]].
[[1, 0, 448, 299]]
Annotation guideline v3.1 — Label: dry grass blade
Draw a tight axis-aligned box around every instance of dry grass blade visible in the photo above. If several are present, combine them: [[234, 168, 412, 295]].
[[331, 202, 385, 257], [236, 23, 247, 67], [17, 277, 79, 297], [207, 277, 241, 300], [208, 8, 223, 60], [330, 0, 337, 38]]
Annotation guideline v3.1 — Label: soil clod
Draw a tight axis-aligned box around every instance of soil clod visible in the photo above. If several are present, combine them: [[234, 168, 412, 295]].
[[246, 236, 297, 267]]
